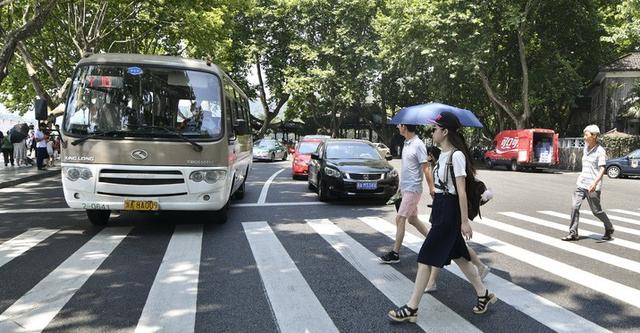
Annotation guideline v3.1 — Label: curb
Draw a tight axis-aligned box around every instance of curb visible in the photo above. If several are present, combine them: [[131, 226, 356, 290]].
[[0, 169, 60, 189]]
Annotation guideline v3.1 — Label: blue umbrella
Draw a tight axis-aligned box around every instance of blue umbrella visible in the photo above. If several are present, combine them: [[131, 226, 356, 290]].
[[389, 102, 483, 128]]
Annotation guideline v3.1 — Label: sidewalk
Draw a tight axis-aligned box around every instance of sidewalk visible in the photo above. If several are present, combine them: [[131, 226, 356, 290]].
[[0, 164, 61, 189]]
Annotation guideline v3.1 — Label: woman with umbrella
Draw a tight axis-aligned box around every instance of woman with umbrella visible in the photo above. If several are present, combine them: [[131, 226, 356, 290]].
[[388, 110, 497, 323]]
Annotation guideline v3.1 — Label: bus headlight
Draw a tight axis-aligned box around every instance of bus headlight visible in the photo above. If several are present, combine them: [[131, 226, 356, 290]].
[[204, 170, 226, 183], [190, 170, 227, 184], [63, 167, 92, 181], [190, 171, 205, 182]]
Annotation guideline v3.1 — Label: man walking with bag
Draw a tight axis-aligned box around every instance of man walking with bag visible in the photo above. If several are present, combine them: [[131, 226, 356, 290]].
[[562, 125, 614, 241], [380, 124, 433, 263]]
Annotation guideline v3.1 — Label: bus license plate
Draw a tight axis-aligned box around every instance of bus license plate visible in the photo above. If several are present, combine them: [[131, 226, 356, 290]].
[[356, 182, 377, 190], [124, 200, 159, 211]]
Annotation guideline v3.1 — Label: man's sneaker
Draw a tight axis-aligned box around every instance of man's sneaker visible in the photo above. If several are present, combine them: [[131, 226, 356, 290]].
[[379, 250, 400, 264], [478, 264, 490, 281], [602, 229, 614, 241]]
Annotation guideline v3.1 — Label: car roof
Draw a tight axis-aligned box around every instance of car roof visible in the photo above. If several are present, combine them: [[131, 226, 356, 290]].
[[325, 139, 373, 145]]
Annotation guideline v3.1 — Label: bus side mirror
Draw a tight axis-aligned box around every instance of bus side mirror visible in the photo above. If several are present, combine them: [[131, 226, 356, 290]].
[[35, 99, 48, 120], [234, 118, 247, 133]]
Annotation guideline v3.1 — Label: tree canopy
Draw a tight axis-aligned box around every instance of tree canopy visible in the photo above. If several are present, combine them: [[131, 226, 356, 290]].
[[0, 0, 638, 138]]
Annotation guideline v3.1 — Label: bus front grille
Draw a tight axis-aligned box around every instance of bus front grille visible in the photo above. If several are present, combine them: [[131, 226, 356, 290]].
[[98, 169, 185, 186]]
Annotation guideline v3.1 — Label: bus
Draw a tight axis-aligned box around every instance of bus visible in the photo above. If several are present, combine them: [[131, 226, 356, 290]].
[[60, 53, 252, 225]]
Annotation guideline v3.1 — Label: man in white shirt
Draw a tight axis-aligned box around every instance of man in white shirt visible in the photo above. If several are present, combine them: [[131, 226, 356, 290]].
[[562, 125, 614, 241], [34, 122, 49, 170]]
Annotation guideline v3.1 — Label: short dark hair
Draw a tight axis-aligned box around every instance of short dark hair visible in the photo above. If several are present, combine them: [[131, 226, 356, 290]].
[[403, 124, 417, 132]]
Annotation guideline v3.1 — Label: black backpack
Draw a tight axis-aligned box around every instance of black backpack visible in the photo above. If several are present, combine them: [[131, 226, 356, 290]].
[[439, 150, 489, 220]]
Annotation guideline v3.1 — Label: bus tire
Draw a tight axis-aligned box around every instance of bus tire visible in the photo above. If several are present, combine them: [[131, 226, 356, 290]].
[[486, 159, 494, 169], [233, 178, 246, 200], [213, 202, 229, 224], [87, 210, 111, 226]]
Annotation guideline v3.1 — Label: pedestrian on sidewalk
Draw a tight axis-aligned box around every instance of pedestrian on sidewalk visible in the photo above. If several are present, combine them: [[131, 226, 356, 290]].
[[388, 112, 497, 323], [34, 122, 49, 170], [13, 131, 27, 167], [1, 131, 14, 166], [380, 124, 433, 264], [423, 145, 490, 293], [561, 125, 614, 241]]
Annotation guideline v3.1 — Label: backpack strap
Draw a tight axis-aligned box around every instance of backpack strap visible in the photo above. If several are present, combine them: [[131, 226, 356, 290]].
[[446, 150, 458, 195]]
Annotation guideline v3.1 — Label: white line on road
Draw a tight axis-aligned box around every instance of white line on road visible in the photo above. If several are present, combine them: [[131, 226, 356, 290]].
[[257, 168, 286, 204], [243, 222, 338, 333], [134, 225, 203, 333], [539, 211, 640, 237], [0, 208, 81, 214], [0, 229, 59, 268], [476, 216, 640, 275], [0, 227, 131, 333], [359, 216, 611, 333], [306, 218, 481, 333], [609, 209, 640, 218], [500, 212, 640, 252], [414, 216, 640, 309], [581, 210, 640, 226], [232, 201, 327, 208]]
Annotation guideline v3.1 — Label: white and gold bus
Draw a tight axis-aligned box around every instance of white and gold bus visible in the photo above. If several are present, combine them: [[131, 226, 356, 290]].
[[60, 54, 252, 225]]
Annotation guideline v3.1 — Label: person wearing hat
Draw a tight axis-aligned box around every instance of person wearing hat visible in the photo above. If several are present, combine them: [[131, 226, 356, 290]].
[[388, 111, 496, 323], [561, 125, 614, 241]]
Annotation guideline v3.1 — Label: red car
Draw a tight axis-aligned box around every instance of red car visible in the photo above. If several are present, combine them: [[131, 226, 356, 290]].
[[292, 136, 329, 179]]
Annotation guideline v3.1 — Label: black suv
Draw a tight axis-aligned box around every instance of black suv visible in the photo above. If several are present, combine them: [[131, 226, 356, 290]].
[[307, 139, 399, 202]]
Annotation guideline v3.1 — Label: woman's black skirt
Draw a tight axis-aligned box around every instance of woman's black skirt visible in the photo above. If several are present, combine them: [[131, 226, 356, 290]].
[[417, 193, 471, 268]]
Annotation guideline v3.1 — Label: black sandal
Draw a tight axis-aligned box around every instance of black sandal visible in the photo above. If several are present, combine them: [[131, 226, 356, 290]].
[[473, 289, 497, 314], [387, 304, 418, 322]]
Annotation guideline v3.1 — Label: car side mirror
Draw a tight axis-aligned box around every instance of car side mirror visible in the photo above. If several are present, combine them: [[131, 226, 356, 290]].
[[385, 154, 393, 161], [311, 152, 320, 160]]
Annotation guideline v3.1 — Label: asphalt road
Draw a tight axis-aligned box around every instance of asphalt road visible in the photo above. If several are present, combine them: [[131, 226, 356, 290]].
[[0, 159, 638, 333]]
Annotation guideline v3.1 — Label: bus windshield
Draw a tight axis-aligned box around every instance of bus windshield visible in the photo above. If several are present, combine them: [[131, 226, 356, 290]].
[[63, 65, 223, 140]]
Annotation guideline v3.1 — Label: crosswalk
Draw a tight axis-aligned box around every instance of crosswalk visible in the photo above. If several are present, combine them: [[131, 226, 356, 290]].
[[1, 208, 640, 332]]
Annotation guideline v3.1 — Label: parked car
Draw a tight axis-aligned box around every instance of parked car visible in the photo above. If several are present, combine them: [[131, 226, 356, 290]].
[[307, 139, 399, 202], [484, 128, 559, 171], [292, 136, 329, 179], [372, 142, 392, 158], [253, 139, 288, 161], [606, 148, 640, 178]]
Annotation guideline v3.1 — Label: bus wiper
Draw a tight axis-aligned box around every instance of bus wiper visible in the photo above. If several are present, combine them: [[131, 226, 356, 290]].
[[135, 125, 203, 152], [71, 130, 123, 146]]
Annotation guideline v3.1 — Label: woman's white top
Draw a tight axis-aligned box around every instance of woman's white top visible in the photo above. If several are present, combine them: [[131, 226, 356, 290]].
[[433, 150, 466, 195]]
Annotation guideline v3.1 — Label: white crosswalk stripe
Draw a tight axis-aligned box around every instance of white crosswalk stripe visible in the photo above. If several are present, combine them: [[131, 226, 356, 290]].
[[0, 227, 131, 333], [500, 212, 640, 252], [134, 225, 203, 333], [581, 210, 640, 226], [472, 215, 640, 275], [306, 218, 481, 333], [415, 214, 640, 309], [243, 221, 339, 333], [610, 209, 640, 217], [358, 216, 611, 333], [539, 211, 640, 237], [0, 229, 59, 268]]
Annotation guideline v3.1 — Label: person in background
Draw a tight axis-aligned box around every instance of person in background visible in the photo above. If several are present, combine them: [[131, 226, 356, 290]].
[[34, 122, 49, 170], [1, 131, 15, 167], [13, 129, 27, 167], [561, 125, 615, 241]]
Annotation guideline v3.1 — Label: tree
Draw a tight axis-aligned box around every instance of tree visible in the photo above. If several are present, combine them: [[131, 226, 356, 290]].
[[0, 0, 58, 85]]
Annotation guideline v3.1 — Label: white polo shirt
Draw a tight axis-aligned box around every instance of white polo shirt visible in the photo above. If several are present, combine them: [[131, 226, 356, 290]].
[[577, 144, 606, 191]]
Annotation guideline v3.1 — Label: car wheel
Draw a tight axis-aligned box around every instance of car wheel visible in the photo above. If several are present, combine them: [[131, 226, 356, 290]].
[[607, 165, 621, 179], [282, 152, 287, 161], [486, 159, 494, 169], [318, 178, 330, 202], [233, 178, 245, 200], [270, 153, 275, 162], [510, 160, 518, 171], [87, 210, 110, 226]]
